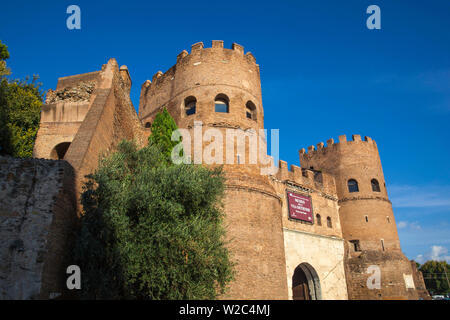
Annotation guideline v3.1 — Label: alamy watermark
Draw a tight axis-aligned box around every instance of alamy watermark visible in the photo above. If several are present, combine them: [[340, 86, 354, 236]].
[[66, 265, 81, 290], [66, 5, 81, 30], [170, 121, 280, 175], [367, 5, 381, 30]]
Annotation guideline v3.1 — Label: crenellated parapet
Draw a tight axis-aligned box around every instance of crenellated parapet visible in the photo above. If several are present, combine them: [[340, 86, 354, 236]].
[[300, 134, 377, 163], [271, 159, 337, 199], [138, 40, 265, 134], [140, 40, 259, 94], [298, 134, 386, 199]]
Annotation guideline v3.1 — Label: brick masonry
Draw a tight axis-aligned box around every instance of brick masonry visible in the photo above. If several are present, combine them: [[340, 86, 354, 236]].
[[19, 40, 430, 300], [0, 156, 76, 299]]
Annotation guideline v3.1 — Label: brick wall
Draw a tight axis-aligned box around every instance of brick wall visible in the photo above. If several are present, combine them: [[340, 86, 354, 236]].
[[34, 59, 149, 215], [0, 156, 77, 299]]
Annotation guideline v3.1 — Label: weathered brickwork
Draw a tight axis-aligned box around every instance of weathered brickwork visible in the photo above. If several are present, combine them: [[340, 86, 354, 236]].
[[0, 156, 76, 299], [409, 261, 431, 300], [300, 135, 429, 299], [34, 59, 150, 215], [24, 40, 430, 299]]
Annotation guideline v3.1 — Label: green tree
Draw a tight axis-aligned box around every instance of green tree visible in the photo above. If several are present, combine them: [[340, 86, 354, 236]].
[[0, 40, 42, 157], [147, 107, 180, 162], [0, 40, 10, 77], [73, 110, 234, 299], [419, 260, 450, 296]]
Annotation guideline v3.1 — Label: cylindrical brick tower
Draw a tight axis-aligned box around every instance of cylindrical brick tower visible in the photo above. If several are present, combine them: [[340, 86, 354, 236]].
[[300, 134, 419, 299], [138, 41, 288, 299], [300, 134, 400, 251]]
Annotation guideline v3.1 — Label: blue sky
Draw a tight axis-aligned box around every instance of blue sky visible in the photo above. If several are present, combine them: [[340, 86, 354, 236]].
[[1, 0, 449, 263]]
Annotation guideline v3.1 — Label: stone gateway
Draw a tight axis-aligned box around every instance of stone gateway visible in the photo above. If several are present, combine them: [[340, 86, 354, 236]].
[[0, 41, 429, 300]]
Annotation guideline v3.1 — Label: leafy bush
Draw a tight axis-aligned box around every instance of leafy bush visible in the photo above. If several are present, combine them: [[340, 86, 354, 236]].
[[73, 109, 234, 299]]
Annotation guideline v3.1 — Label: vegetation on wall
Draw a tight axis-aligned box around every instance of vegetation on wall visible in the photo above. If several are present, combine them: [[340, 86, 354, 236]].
[[73, 109, 234, 299], [0, 40, 43, 158]]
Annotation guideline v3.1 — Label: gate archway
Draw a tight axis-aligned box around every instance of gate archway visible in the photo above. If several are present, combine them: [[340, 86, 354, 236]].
[[292, 263, 322, 300], [50, 142, 71, 160]]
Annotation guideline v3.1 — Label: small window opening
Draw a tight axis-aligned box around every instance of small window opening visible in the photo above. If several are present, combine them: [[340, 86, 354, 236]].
[[348, 179, 359, 193], [245, 101, 257, 120], [371, 179, 381, 192], [185, 96, 197, 116], [350, 240, 361, 252], [214, 94, 229, 113], [316, 214, 322, 226]]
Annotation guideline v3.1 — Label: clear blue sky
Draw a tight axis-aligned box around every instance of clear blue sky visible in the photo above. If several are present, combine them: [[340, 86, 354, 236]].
[[1, 0, 449, 263]]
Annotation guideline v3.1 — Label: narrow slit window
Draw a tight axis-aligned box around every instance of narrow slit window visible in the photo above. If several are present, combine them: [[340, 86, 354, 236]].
[[316, 214, 322, 226]]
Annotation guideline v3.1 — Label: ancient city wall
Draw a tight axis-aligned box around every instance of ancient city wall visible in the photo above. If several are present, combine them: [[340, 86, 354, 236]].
[[0, 156, 77, 299], [344, 249, 420, 300], [34, 59, 150, 214], [269, 159, 348, 299], [299, 134, 428, 299]]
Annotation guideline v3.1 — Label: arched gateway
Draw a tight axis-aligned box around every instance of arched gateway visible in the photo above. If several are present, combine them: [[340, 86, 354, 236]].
[[50, 142, 71, 160], [292, 263, 322, 300]]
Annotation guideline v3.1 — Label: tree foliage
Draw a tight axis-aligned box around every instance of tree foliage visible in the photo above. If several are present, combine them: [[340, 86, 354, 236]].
[[147, 107, 180, 162], [419, 260, 450, 295], [0, 40, 10, 77], [0, 40, 42, 157], [73, 110, 234, 299]]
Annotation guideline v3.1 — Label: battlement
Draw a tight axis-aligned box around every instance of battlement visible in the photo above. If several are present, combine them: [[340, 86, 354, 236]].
[[140, 40, 258, 91], [299, 134, 378, 158], [183, 40, 256, 62], [273, 159, 337, 197]]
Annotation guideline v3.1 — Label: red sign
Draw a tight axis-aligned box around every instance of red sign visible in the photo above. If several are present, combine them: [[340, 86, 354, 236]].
[[287, 191, 313, 222]]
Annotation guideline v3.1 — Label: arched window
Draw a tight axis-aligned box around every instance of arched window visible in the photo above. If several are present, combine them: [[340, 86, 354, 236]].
[[145, 122, 151, 128], [316, 214, 321, 226], [348, 179, 359, 193], [245, 101, 257, 120], [371, 179, 381, 192], [326, 217, 332, 228], [184, 96, 196, 116], [50, 142, 71, 160], [214, 94, 229, 113]]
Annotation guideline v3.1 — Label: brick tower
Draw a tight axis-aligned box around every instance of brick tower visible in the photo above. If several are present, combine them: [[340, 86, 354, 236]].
[[138, 41, 288, 299], [299, 135, 421, 299]]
